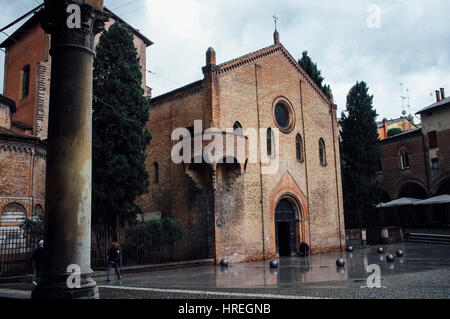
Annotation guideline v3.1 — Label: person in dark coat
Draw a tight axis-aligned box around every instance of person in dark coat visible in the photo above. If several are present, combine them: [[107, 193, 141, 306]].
[[299, 242, 310, 257], [32, 240, 44, 286], [106, 242, 122, 281]]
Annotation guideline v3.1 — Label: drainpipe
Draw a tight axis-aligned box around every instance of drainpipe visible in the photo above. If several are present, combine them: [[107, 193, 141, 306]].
[[330, 102, 343, 252], [299, 80, 311, 248], [255, 64, 266, 259]]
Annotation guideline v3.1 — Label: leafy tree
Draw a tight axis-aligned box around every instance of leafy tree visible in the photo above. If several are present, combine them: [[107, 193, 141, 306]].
[[340, 81, 382, 227], [20, 212, 44, 238], [92, 22, 152, 228], [387, 128, 402, 137], [298, 51, 333, 99], [130, 217, 183, 247]]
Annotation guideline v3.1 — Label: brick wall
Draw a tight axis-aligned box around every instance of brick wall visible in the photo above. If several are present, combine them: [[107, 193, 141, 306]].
[[3, 22, 47, 131], [378, 130, 428, 199], [0, 138, 46, 224], [138, 43, 345, 264], [0, 104, 11, 129]]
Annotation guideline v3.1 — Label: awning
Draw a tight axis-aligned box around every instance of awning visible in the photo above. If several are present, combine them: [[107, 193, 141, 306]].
[[414, 194, 450, 206], [376, 197, 422, 208]]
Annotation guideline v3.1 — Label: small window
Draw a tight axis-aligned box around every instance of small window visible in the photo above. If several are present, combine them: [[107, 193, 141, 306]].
[[400, 152, 410, 170], [267, 128, 274, 157], [431, 158, 439, 170], [296, 134, 304, 162], [20, 65, 30, 99], [319, 138, 326, 166], [428, 131, 438, 149], [153, 163, 159, 183]]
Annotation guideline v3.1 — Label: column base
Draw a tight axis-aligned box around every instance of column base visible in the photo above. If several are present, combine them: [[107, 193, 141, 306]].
[[31, 273, 99, 299]]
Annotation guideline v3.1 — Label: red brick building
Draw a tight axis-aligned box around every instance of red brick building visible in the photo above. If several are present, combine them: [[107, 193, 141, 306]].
[[378, 88, 450, 223], [137, 32, 345, 264], [1, 7, 152, 140], [0, 9, 152, 229], [0, 94, 46, 231]]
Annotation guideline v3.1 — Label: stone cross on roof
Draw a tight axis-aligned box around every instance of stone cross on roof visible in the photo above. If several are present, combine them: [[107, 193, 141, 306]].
[[272, 14, 278, 31]]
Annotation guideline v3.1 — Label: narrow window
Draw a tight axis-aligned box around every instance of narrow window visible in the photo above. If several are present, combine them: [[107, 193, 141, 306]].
[[20, 65, 30, 99], [400, 152, 410, 169], [431, 158, 439, 170], [319, 138, 326, 166], [428, 131, 438, 149], [153, 163, 159, 183], [233, 121, 243, 135], [267, 128, 274, 157], [296, 134, 304, 162]]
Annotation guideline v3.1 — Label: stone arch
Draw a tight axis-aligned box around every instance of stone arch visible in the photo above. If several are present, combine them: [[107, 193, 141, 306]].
[[431, 176, 450, 195], [269, 172, 310, 257], [1, 202, 27, 224], [394, 179, 429, 199]]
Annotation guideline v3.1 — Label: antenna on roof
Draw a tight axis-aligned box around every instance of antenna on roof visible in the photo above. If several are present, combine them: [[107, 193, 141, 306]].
[[400, 83, 406, 116], [406, 88, 412, 118]]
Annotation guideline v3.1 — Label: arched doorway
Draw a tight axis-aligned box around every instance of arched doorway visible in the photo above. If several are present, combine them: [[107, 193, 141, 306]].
[[275, 198, 298, 257], [397, 182, 428, 199]]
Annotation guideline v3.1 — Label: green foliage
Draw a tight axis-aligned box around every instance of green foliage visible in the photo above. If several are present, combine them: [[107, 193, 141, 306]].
[[92, 22, 152, 225], [130, 217, 183, 247], [20, 212, 44, 238], [340, 81, 382, 213], [298, 51, 333, 99], [387, 128, 403, 137]]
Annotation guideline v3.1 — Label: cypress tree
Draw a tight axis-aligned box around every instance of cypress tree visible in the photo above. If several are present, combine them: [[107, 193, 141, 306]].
[[340, 81, 382, 227], [298, 51, 333, 99], [92, 22, 152, 227]]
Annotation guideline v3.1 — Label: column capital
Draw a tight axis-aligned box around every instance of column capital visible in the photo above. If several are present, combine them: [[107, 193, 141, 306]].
[[40, 0, 110, 55]]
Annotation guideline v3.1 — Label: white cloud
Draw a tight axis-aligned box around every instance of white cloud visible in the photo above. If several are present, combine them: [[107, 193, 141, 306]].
[[1, 0, 449, 122]]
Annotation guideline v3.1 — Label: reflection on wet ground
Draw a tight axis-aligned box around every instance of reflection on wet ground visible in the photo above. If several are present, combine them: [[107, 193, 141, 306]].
[[98, 243, 450, 290]]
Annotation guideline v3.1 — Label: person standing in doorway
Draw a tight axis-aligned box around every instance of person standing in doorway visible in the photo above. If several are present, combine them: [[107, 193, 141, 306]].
[[32, 240, 44, 286], [106, 242, 122, 282]]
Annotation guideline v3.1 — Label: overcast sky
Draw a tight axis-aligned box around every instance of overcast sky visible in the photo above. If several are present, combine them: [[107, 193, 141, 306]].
[[1, 0, 449, 122]]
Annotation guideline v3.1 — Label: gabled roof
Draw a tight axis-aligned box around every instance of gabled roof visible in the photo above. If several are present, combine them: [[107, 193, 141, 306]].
[[214, 43, 332, 104], [150, 43, 333, 107], [1, 7, 153, 48], [0, 12, 40, 48], [416, 96, 450, 115]]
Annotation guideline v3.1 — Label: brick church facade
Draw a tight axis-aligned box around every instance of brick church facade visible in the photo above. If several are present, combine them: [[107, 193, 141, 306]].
[[137, 32, 345, 263], [0, 8, 152, 230]]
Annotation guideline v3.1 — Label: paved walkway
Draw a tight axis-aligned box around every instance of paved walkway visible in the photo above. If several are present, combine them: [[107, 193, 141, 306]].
[[1, 242, 450, 299]]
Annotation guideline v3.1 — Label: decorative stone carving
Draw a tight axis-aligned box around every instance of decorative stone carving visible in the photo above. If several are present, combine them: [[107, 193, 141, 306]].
[[41, 0, 110, 55]]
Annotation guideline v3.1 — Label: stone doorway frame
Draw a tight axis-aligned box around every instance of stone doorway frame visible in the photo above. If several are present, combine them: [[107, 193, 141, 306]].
[[268, 172, 310, 258]]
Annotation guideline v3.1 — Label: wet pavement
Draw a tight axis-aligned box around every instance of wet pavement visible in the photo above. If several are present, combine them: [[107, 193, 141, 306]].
[[2, 242, 450, 299], [96, 242, 450, 299]]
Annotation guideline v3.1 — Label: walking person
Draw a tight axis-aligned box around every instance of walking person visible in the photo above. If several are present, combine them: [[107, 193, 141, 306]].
[[32, 240, 44, 286], [106, 242, 122, 282], [299, 241, 310, 257]]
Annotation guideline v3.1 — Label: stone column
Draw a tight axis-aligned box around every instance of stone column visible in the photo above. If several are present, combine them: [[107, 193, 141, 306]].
[[32, 0, 109, 299]]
